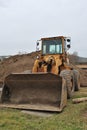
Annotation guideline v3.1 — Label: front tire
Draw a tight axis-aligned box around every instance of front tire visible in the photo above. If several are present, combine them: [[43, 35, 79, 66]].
[[60, 70, 74, 99]]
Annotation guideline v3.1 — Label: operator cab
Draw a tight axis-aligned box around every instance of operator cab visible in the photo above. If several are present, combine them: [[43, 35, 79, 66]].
[[36, 36, 71, 55], [42, 38, 62, 55]]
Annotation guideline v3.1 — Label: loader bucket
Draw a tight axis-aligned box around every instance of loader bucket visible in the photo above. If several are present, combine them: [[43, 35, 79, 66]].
[[0, 73, 67, 112]]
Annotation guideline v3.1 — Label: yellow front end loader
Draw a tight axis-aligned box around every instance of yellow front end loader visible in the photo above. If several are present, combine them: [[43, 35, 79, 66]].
[[0, 36, 80, 112]]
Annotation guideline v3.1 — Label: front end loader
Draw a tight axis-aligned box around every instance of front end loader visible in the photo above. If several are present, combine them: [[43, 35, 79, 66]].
[[0, 36, 74, 112]]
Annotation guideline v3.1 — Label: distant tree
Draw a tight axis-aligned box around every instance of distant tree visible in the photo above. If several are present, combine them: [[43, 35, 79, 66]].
[[69, 51, 79, 64]]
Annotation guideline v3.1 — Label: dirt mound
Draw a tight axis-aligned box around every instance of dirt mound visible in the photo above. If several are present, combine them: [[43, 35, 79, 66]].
[[80, 70, 87, 87], [0, 51, 39, 81], [0, 51, 87, 87]]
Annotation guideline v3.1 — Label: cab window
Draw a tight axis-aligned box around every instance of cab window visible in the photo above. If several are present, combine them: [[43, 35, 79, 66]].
[[42, 39, 62, 54]]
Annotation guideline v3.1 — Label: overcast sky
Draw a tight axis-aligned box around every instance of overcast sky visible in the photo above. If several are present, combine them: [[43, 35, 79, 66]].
[[0, 0, 87, 57]]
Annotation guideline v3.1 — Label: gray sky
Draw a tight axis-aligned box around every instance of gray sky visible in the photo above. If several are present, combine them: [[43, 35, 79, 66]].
[[0, 0, 87, 57]]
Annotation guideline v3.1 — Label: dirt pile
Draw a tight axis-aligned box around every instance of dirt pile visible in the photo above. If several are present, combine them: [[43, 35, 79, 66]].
[[0, 51, 87, 87], [80, 69, 87, 87], [0, 51, 39, 81]]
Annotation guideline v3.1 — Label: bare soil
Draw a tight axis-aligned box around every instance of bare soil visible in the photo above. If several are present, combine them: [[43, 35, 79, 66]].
[[0, 52, 39, 81]]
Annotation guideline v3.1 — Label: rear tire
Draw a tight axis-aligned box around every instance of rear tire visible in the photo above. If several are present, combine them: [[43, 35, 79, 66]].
[[73, 69, 80, 91], [60, 70, 74, 99]]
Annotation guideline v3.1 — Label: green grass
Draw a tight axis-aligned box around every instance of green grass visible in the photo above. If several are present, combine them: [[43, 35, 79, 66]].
[[0, 88, 87, 130]]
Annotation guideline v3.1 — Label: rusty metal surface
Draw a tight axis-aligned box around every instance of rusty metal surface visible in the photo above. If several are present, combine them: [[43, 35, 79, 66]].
[[0, 104, 62, 112], [41, 36, 65, 41], [1, 73, 67, 111]]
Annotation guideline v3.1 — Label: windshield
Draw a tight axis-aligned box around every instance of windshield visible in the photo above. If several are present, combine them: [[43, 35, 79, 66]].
[[42, 39, 62, 55]]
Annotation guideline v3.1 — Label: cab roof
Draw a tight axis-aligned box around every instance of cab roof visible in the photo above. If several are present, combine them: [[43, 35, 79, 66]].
[[41, 36, 65, 40]]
